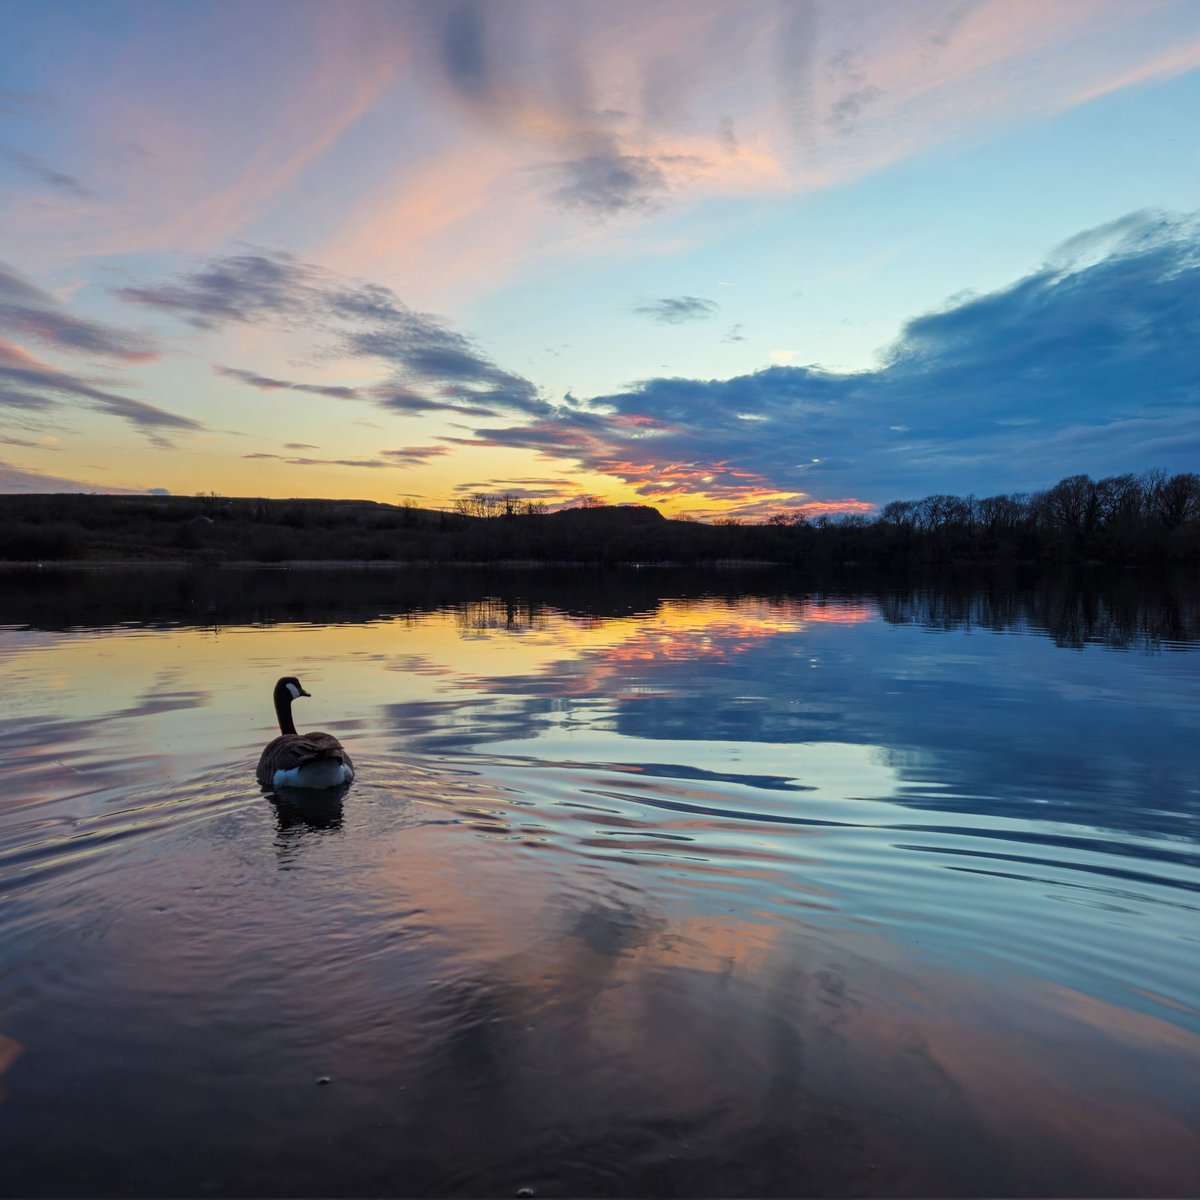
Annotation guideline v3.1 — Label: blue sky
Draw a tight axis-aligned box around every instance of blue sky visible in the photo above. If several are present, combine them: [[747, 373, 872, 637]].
[[1, 0, 1198, 516]]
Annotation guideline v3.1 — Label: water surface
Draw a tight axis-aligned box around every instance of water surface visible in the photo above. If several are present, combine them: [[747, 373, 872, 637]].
[[1, 568, 1198, 1197]]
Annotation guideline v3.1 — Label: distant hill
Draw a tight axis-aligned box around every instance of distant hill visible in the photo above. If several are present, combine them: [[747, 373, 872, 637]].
[[0, 493, 738, 565], [2, 471, 1197, 566]]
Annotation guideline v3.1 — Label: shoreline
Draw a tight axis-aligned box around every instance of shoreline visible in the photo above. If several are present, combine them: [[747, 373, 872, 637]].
[[0, 557, 788, 571]]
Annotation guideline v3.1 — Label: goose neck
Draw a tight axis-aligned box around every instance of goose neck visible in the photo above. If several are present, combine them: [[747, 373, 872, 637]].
[[274, 687, 298, 736]]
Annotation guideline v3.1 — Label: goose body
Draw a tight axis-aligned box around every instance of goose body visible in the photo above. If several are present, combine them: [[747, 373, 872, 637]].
[[257, 676, 354, 789]]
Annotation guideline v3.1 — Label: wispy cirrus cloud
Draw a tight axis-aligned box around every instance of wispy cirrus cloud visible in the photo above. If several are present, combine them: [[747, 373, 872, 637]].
[[0, 455, 141, 494], [121, 251, 547, 418], [1, 262, 156, 362], [0, 261, 190, 446], [632, 295, 719, 324], [0, 433, 54, 449], [451, 474, 580, 504], [394, 0, 1200, 228], [243, 444, 449, 470], [259, 1, 1200, 301], [0, 145, 93, 199], [0, 335, 199, 444], [467, 209, 1200, 510], [213, 364, 360, 400], [381, 445, 450, 466], [243, 453, 391, 469]]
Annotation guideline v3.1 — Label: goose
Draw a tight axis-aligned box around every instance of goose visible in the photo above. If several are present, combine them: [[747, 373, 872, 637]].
[[256, 676, 354, 789]]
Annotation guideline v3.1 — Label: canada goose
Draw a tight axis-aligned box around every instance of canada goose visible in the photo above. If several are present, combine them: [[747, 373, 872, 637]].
[[256, 676, 354, 789]]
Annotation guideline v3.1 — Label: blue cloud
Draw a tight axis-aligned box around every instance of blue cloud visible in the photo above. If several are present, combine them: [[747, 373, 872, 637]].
[[473, 210, 1200, 505]]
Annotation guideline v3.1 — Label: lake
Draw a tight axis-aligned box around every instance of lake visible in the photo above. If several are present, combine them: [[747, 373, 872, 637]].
[[1, 567, 1198, 1198]]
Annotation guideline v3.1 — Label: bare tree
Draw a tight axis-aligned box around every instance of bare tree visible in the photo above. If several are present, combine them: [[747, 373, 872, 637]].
[[1146, 471, 1200, 530]]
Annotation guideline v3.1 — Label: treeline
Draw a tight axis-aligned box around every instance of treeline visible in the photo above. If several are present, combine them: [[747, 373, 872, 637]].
[[0, 468, 1197, 566], [868, 470, 1200, 564]]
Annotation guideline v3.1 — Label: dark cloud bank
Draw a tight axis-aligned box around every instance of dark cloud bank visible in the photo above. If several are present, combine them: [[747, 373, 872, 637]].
[[473, 210, 1200, 506]]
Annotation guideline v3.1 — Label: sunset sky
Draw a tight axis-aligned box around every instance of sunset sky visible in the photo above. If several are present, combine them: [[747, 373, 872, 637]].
[[2, 0, 1198, 519]]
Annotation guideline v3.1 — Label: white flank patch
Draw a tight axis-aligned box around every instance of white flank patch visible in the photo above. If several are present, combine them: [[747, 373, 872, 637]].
[[274, 760, 352, 789]]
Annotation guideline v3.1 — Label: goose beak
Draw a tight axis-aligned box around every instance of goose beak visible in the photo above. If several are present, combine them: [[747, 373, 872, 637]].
[[299, 687, 311, 697]]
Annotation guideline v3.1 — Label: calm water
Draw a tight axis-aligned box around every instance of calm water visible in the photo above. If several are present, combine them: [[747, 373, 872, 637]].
[[1, 568, 1198, 1198]]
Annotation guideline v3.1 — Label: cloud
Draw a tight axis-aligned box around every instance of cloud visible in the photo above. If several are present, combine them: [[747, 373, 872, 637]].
[[553, 153, 685, 215], [396, 2, 770, 219], [450, 475, 578, 502], [213, 364, 360, 400], [0, 335, 199, 444], [121, 251, 547, 418], [825, 84, 883, 134], [0, 145, 93, 198], [0, 456, 141, 493], [381, 445, 450, 467], [387, 0, 1199, 237], [632, 296, 719, 324], [466, 209, 1200, 506], [117, 253, 314, 329], [242, 444, 448, 470], [0, 262, 157, 362], [242, 452, 390, 469]]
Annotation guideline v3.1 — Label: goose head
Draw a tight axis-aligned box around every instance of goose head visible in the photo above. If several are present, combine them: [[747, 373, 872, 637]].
[[276, 676, 310, 702], [272, 675, 311, 735]]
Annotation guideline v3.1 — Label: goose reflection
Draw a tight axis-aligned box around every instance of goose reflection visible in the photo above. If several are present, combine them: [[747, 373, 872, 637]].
[[267, 781, 350, 834]]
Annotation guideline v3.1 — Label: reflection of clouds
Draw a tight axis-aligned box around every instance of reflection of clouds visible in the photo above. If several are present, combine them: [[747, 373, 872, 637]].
[[379, 591, 1200, 860], [8, 776, 1197, 1198], [566, 895, 666, 960], [112, 670, 211, 720], [3, 593, 1199, 1195], [369, 858, 1200, 1196]]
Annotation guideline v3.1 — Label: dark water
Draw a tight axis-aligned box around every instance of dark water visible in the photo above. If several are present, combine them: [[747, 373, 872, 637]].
[[1, 568, 1198, 1198]]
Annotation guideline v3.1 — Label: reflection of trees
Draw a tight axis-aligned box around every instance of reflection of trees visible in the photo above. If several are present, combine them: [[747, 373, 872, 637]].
[[875, 576, 1200, 650], [456, 597, 548, 634], [8, 565, 1197, 653], [0, 564, 765, 630]]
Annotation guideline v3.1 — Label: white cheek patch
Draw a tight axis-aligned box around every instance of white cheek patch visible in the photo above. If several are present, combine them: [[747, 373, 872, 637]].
[[286, 682, 302, 700]]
